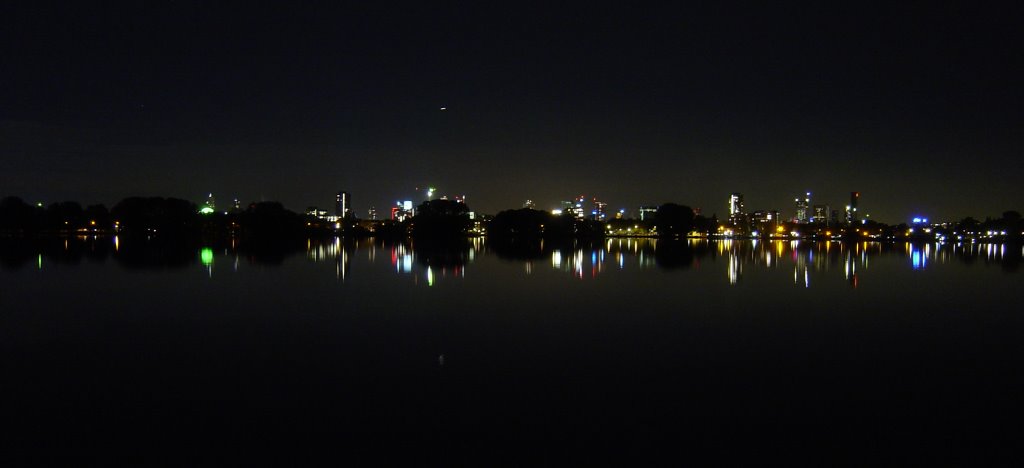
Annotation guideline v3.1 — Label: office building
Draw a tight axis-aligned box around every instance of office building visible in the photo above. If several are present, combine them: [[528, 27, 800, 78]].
[[846, 192, 860, 223], [795, 192, 810, 223], [336, 191, 351, 219]]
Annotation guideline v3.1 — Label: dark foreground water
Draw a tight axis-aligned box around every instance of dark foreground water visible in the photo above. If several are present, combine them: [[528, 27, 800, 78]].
[[2, 237, 1021, 464]]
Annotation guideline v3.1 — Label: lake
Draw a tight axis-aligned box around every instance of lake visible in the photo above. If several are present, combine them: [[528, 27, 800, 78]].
[[2, 237, 1021, 464]]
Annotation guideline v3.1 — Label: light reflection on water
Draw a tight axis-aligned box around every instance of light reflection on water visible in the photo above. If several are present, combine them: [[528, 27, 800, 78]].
[[293, 237, 1020, 287], [10, 236, 1020, 287]]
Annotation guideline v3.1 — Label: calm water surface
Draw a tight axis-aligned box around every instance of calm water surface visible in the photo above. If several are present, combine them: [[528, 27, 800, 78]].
[[2, 237, 1021, 463]]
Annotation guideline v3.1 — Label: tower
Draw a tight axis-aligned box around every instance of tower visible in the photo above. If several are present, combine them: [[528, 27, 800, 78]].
[[336, 191, 351, 219], [795, 192, 810, 223], [729, 193, 745, 217], [846, 192, 860, 223]]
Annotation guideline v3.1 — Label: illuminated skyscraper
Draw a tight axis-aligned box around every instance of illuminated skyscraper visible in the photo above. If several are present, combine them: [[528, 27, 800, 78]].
[[729, 193, 744, 216], [728, 193, 746, 227], [846, 192, 860, 223], [592, 198, 607, 221], [336, 191, 351, 219], [795, 192, 810, 223], [569, 195, 586, 220], [813, 205, 829, 224]]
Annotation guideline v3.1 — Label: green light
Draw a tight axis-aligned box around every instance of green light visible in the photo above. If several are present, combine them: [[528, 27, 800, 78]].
[[38, 254, 42, 270], [200, 248, 214, 266], [199, 206, 215, 215]]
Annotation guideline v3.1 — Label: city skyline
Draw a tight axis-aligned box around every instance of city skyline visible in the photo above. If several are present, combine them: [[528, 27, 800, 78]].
[[3, 3, 1020, 223], [2, 184, 1016, 226]]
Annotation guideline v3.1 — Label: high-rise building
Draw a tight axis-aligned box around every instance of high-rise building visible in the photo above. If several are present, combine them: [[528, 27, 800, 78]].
[[570, 195, 586, 220], [592, 198, 607, 221], [335, 191, 351, 218], [523, 200, 535, 209], [813, 205, 829, 224], [846, 192, 860, 223], [391, 200, 414, 222], [728, 193, 746, 226], [729, 193, 744, 216], [795, 192, 810, 223]]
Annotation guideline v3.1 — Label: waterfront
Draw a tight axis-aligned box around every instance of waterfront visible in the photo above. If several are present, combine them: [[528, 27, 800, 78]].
[[2, 237, 1021, 463]]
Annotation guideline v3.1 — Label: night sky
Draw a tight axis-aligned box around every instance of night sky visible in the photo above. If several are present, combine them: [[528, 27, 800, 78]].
[[3, 2, 1021, 223]]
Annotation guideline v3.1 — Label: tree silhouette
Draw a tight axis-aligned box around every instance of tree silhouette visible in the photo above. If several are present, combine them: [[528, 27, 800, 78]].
[[0, 196, 38, 231], [489, 208, 549, 238], [411, 199, 471, 238], [111, 197, 198, 236], [654, 203, 695, 238]]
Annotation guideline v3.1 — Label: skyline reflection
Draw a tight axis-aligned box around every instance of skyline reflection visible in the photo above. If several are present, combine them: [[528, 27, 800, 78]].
[[3, 236, 1020, 286]]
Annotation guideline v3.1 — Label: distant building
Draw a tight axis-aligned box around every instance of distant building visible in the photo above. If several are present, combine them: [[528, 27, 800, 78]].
[[846, 192, 860, 223], [751, 210, 770, 229], [199, 193, 216, 215], [391, 200, 414, 222], [638, 206, 658, 221], [336, 191, 351, 219], [728, 193, 746, 226], [367, 206, 377, 220], [795, 192, 810, 223], [568, 195, 586, 220], [592, 198, 607, 221], [523, 200, 535, 209], [306, 207, 328, 219], [813, 205, 829, 224], [729, 193, 744, 216]]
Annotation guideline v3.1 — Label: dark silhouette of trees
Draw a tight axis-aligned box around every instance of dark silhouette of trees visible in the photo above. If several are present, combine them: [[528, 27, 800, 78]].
[[111, 197, 199, 236], [693, 214, 716, 235], [237, 201, 304, 239], [44, 201, 84, 230], [489, 208, 549, 238], [410, 199, 471, 238], [654, 203, 695, 238], [84, 204, 111, 228], [0, 197, 39, 232]]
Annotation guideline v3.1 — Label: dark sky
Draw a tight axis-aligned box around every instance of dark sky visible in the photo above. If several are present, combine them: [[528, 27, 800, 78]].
[[2, 2, 1021, 222]]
